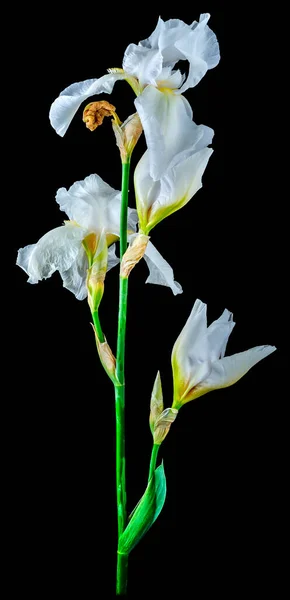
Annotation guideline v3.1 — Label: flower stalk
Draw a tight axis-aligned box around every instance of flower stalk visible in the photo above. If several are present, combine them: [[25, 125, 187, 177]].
[[115, 159, 130, 595], [148, 444, 160, 482]]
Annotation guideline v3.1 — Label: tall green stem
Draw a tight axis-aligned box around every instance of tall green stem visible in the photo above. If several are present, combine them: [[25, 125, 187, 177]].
[[148, 444, 160, 482], [115, 160, 130, 595]]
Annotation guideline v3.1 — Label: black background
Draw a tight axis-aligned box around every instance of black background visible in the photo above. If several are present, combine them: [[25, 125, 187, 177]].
[[10, 2, 287, 598]]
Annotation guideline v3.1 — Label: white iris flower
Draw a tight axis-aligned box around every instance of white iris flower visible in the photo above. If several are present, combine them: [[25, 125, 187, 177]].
[[17, 174, 182, 298], [172, 299, 276, 409], [49, 14, 219, 180]]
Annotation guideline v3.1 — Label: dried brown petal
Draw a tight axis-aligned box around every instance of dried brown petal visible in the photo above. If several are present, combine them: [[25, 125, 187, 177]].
[[120, 233, 149, 278], [83, 101, 116, 131]]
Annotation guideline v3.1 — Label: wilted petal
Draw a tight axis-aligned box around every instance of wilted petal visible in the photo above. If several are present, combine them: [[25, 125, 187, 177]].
[[61, 248, 88, 300], [123, 44, 163, 86], [135, 86, 213, 180], [206, 309, 236, 362], [49, 72, 126, 136], [143, 241, 182, 295], [17, 224, 86, 285], [56, 174, 121, 235], [176, 13, 220, 93], [172, 299, 210, 401], [200, 345, 277, 391], [127, 208, 139, 234]]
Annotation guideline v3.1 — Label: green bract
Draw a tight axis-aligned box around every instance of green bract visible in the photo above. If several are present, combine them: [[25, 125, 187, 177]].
[[118, 463, 167, 555]]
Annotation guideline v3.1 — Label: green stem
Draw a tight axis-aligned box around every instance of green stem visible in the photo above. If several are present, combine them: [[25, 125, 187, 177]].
[[119, 161, 130, 257], [148, 444, 160, 482], [116, 553, 128, 596], [115, 160, 130, 595], [92, 310, 104, 343]]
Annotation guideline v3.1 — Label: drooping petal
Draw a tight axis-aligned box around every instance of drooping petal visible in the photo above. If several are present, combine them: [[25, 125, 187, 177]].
[[135, 86, 213, 180], [61, 248, 88, 300], [143, 241, 182, 296], [17, 223, 86, 285], [199, 345, 277, 392], [127, 208, 139, 234], [49, 72, 126, 136], [206, 309, 236, 361], [107, 243, 120, 271], [56, 174, 121, 235], [176, 13, 220, 93], [123, 44, 163, 87], [134, 147, 213, 233], [171, 299, 210, 402], [134, 150, 161, 232]]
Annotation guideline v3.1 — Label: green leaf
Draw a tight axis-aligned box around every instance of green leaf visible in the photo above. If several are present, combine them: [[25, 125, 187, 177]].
[[118, 463, 167, 555]]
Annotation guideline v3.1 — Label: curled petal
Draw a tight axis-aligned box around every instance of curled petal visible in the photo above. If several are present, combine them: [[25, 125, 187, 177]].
[[56, 174, 137, 238], [123, 44, 163, 86], [56, 174, 121, 235], [17, 224, 86, 285], [49, 72, 126, 136], [176, 13, 220, 93], [135, 86, 213, 180], [143, 241, 182, 296]]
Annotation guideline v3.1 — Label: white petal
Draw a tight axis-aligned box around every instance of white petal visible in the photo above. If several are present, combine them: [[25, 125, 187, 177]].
[[17, 244, 38, 283], [154, 18, 193, 65], [176, 13, 220, 93], [206, 309, 236, 361], [134, 151, 161, 231], [143, 241, 182, 295], [140, 17, 194, 67], [135, 86, 213, 180], [127, 208, 138, 233], [49, 72, 126, 136], [17, 224, 86, 285], [139, 16, 164, 49], [172, 299, 210, 392], [123, 44, 162, 86], [61, 248, 88, 300], [107, 243, 120, 271], [149, 147, 213, 229], [201, 345, 277, 390], [56, 173, 121, 235]]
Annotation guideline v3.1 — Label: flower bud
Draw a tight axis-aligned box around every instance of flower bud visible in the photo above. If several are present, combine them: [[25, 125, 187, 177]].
[[112, 113, 143, 162], [120, 233, 149, 278], [149, 372, 178, 445], [85, 230, 108, 312], [149, 371, 163, 434], [83, 101, 117, 131]]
